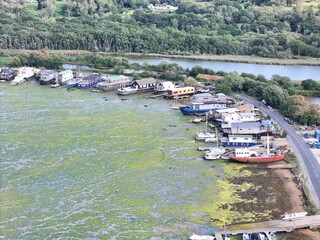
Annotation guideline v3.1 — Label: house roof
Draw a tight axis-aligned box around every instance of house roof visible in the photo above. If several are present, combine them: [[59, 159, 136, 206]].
[[196, 74, 223, 81], [134, 78, 157, 85]]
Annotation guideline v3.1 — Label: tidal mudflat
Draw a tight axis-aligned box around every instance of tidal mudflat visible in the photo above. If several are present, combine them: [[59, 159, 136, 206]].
[[0, 81, 296, 239]]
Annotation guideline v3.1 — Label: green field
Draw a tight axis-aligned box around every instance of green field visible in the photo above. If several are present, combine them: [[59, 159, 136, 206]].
[[0, 57, 13, 67]]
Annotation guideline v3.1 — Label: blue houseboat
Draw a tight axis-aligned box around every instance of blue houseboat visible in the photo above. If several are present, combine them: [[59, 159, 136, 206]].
[[78, 74, 101, 88]]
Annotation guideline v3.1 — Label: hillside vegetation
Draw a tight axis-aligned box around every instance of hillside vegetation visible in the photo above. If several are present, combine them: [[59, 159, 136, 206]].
[[0, 0, 320, 58]]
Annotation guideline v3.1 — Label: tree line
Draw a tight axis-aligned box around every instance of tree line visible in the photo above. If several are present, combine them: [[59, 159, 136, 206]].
[[0, 0, 320, 58]]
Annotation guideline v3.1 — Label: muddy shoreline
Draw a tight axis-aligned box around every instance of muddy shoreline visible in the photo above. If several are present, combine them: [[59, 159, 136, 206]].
[[224, 157, 320, 239]]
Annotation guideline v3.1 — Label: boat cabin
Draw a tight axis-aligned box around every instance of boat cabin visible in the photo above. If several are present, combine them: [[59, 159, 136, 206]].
[[97, 75, 132, 91], [38, 70, 57, 85], [57, 70, 74, 84], [0, 68, 17, 81], [154, 81, 175, 92], [132, 78, 157, 92], [165, 86, 195, 99], [222, 122, 263, 135]]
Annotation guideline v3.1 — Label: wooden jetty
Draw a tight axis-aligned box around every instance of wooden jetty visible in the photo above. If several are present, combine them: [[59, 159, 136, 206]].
[[267, 163, 293, 169], [213, 214, 320, 240]]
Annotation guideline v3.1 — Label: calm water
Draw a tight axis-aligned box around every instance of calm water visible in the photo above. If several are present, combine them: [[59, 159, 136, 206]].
[[127, 57, 320, 81], [305, 97, 320, 105], [0, 82, 255, 239]]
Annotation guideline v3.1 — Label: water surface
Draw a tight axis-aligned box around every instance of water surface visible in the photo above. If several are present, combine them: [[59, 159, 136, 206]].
[[1, 82, 255, 239]]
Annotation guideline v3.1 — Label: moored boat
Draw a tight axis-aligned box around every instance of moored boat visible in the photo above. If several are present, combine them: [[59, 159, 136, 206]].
[[228, 148, 285, 163], [0, 68, 17, 81], [180, 101, 228, 115], [117, 86, 138, 95], [10, 76, 26, 86], [38, 70, 57, 85], [66, 77, 83, 88], [78, 74, 101, 88], [221, 135, 257, 147], [189, 233, 215, 240], [96, 75, 132, 91], [203, 147, 226, 160], [280, 212, 307, 221]]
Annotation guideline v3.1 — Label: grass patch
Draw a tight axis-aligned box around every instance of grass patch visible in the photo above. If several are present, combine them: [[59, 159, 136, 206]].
[[55, 1, 68, 17], [0, 57, 13, 67]]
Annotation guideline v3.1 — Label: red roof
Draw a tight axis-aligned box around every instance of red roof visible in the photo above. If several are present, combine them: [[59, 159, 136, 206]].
[[196, 74, 223, 81]]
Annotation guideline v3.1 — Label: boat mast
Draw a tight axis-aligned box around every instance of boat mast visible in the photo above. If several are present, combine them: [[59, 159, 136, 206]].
[[267, 134, 269, 156]]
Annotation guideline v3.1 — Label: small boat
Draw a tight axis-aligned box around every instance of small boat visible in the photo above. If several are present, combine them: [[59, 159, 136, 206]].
[[51, 83, 60, 88], [10, 76, 26, 86], [203, 152, 223, 160], [189, 233, 215, 240], [280, 212, 307, 221], [117, 86, 138, 95], [195, 114, 217, 141], [204, 137, 218, 143]]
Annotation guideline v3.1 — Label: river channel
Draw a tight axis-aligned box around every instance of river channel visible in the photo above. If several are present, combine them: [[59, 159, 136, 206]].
[[127, 57, 320, 81], [0, 81, 259, 239]]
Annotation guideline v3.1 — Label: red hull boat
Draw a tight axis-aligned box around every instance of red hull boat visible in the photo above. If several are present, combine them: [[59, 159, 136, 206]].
[[229, 152, 285, 163]]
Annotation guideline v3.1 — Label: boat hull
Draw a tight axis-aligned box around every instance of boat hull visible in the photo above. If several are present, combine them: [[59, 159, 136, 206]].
[[180, 105, 228, 115], [222, 142, 256, 147], [229, 154, 285, 163]]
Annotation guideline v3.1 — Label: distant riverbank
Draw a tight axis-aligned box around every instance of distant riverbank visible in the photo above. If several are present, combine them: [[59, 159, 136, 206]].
[[119, 53, 320, 66], [3, 49, 320, 66]]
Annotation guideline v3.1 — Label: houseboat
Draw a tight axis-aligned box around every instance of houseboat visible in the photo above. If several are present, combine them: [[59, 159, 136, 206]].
[[221, 135, 257, 147], [57, 70, 74, 85], [66, 78, 83, 88], [222, 122, 263, 135], [0, 68, 17, 81], [10, 67, 37, 85], [154, 81, 175, 92], [38, 70, 57, 85], [180, 101, 227, 115], [96, 75, 132, 91], [77, 74, 101, 88], [164, 86, 195, 99], [117, 78, 157, 95]]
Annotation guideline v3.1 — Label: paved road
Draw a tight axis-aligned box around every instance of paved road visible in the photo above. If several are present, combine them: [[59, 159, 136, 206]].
[[237, 94, 320, 208]]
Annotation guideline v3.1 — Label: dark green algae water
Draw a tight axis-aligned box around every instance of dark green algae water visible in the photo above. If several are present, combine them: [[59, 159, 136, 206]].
[[0, 81, 258, 239]]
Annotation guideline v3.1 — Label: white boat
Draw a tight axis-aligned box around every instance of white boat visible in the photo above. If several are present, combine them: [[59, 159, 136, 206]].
[[189, 233, 215, 240], [51, 83, 60, 88], [196, 131, 216, 141], [280, 212, 307, 221], [10, 76, 26, 86], [117, 86, 138, 95], [203, 147, 225, 160], [195, 114, 217, 141], [204, 137, 218, 143]]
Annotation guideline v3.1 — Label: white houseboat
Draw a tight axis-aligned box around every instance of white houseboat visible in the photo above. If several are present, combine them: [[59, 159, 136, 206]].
[[221, 135, 257, 147], [57, 70, 74, 85], [97, 75, 132, 91]]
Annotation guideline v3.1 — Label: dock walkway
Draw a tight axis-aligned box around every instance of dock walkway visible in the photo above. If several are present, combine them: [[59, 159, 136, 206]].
[[214, 215, 320, 239]]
